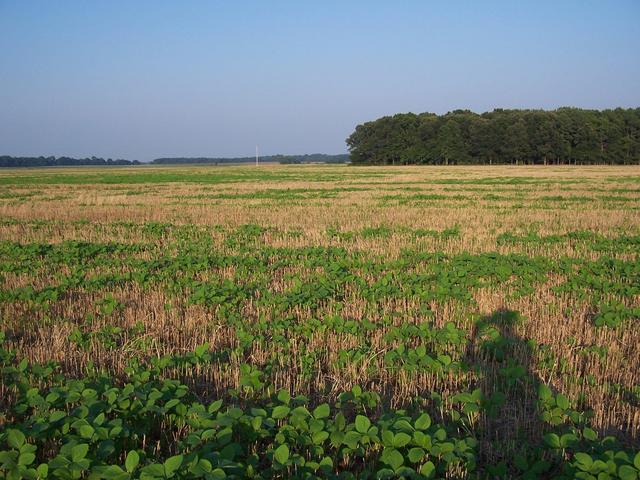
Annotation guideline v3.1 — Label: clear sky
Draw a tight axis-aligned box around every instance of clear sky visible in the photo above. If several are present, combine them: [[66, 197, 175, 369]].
[[1, 1, 639, 161]]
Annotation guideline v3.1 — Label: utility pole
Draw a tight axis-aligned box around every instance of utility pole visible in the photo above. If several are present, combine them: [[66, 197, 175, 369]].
[[256, 145, 259, 166]]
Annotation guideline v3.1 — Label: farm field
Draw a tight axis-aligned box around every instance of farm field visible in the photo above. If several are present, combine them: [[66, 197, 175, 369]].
[[0, 164, 639, 479]]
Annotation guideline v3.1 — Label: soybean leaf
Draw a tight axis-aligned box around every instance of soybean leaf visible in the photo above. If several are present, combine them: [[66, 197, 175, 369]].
[[7, 430, 26, 449], [274, 444, 289, 465], [380, 448, 404, 471], [355, 415, 371, 434], [125, 451, 139, 473], [164, 455, 183, 477], [414, 413, 431, 431], [313, 403, 330, 419], [272, 405, 290, 419]]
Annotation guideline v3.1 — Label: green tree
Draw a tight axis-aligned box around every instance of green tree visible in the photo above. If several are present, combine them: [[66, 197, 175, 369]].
[[434, 120, 469, 165]]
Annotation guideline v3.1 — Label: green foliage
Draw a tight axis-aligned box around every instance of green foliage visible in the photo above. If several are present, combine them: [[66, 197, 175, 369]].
[[0, 342, 637, 480], [1, 217, 638, 478], [593, 302, 639, 328], [0, 345, 483, 479]]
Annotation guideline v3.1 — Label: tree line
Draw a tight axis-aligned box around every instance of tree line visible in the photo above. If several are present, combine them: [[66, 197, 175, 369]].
[[346, 107, 640, 165], [0, 156, 140, 167], [152, 154, 349, 164], [0, 154, 350, 167]]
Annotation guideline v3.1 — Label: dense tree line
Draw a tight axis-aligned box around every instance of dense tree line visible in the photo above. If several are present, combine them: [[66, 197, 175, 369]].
[[346, 108, 640, 165], [0, 156, 140, 167]]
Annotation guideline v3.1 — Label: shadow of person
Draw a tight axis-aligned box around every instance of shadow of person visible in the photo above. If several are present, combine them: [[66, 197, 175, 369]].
[[464, 308, 547, 467]]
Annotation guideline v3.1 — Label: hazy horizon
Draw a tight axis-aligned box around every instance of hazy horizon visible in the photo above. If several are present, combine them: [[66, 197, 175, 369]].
[[1, 0, 639, 161]]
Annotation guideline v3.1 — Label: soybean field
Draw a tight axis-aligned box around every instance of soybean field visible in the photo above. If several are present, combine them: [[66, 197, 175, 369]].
[[0, 165, 639, 479]]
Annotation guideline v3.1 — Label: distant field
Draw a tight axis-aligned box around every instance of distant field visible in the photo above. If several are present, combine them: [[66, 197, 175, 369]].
[[1, 165, 639, 479]]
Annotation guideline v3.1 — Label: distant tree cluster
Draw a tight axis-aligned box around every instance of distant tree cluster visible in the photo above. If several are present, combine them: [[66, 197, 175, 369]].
[[0, 156, 140, 167], [0, 154, 351, 167], [152, 154, 349, 164], [152, 157, 255, 165], [346, 108, 640, 165], [274, 154, 350, 164]]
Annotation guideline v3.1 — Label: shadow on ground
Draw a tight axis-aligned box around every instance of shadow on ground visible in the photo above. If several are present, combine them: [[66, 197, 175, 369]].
[[464, 309, 547, 464]]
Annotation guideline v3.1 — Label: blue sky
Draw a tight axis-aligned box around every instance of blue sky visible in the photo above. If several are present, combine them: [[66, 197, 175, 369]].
[[1, 0, 639, 161]]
